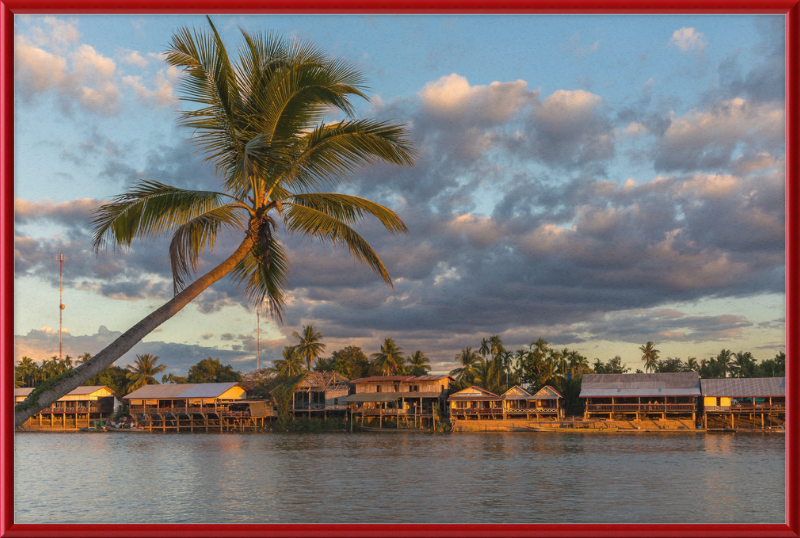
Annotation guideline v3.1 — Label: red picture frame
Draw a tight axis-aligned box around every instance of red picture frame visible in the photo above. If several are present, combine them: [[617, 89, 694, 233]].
[[1, 2, 798, 537]]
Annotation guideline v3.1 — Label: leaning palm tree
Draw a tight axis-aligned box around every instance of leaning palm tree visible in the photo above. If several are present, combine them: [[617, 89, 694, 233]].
[[639, 341, 660, 373], [14, 19, 415, 428], [292, 325, 326, 371], [371, 338, 405, 376], [125, 353, 167, 392], [407, 350, 431, 376]]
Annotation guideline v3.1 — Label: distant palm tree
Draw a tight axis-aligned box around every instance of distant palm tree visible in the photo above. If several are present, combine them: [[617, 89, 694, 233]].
[[78, 352, 92, 364], [479, 338, 491, 358], [715, 349, 734, 378], [639, 342, 660, 373], [407, 350, 431, 376], [292, 325, 326, 371], [473, 357, 503, 394], [450, 347, 480, 384], [371, 338, 405, 376], [730, 351, 755, 378], [125, 354, 167, 392], [271, 346, 305, 378], [686, 357, 699, 372]]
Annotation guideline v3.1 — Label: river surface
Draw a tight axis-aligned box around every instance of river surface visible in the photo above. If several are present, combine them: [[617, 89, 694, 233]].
[[14, 431, 785, 524]]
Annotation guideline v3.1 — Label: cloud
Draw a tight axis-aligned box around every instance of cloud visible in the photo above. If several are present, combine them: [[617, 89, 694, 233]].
[[122, 70, 176, 107], [15, 34, 122, 115], [120, 50, 149, 68], [653, 97, 784, 172], [560, 33, 600, 59], [669, 27, 707, 53]]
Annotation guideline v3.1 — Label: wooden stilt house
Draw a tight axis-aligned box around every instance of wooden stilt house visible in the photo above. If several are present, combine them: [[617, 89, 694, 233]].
[[289, 371, 351, 418], [580, 372, 700, 422], [15, 386, 119, 430], [448, 386, 503, 420], [700, 377, 785, 430], [342, 375, 454, 429], [123, 382, 266, 432], [501, 385, 564, 420]]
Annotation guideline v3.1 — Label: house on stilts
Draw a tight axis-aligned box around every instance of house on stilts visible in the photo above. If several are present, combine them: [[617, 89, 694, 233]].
[[15, 386, 120, 430], [700, 377, 785, 430], [580, 372, 700, 423]]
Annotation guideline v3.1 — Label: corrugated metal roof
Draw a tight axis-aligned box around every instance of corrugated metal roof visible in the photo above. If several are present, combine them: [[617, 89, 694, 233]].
[[581, 388, 701, 397], [448, 395, 501, 401], [15, 386, 112, 398], [124, 383, 240, 400], [501, 385, 533, 400], [580, 372, 700, 397], [531, 385, 564, 400], [408, 375, 454, 382], [178, 382, 241, 398], [351, 376, 415, 383], [700, 377, 785, 397], [340, 393, 402, 403]]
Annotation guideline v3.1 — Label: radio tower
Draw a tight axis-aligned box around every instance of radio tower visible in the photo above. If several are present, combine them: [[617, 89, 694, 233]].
[[256, 306, 260, 372], [58, 250, 65, 361]]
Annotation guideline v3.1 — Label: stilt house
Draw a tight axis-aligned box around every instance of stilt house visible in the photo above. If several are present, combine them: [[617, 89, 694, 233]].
[[448, 386, 503, 419], [501, 385, 564, 420], [700, 377, 785, 430], [289, 371, 351, 418], [580, 372, 700, 421], [16, 386, 119, 430], [342, 375, 454, 428]]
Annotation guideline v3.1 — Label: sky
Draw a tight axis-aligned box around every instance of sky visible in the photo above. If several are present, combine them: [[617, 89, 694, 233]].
[[13, 14, 786, 377]]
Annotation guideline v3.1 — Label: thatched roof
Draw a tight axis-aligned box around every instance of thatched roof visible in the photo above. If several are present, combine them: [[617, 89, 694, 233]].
[[294, 371, 350, 391], [700, 377, 785, 397], [580, 372, 701, 397]]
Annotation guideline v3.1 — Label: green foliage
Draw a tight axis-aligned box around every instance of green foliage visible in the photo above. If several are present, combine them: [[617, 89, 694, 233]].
[[162, 373, 189, 384], [592, 355, 630, 375], [113, 402, 130, 421], [85, 365, 130, 395], [322, 346, 371, 380], [15, 368, 81, 413], [370, 338, 405, 375], [271, 373, 306, 430], [280, 416, 347, 433], [187, 357, 242, 383]]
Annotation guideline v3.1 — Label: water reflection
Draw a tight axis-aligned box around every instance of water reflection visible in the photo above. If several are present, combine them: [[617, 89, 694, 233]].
[[15, 432, 784, 524]]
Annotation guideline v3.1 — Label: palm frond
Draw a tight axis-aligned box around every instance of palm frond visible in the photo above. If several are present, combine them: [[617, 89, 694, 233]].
[[275, 120, 416, 193], [228, 235, 290, 322], [91, 181, 246, 250], [289, 193, 407, 233], [169, 203, 249, 294], [282, 203, 395, 286]]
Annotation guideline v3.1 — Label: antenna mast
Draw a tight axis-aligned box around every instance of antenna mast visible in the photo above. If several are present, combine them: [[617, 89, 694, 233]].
[[256, 306, 260, 372], [58, 250, 65, 361]]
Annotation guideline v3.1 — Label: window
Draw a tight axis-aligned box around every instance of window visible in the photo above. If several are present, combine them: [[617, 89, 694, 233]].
[[376, 386, 382, 393], [409, 385, 419, 393]]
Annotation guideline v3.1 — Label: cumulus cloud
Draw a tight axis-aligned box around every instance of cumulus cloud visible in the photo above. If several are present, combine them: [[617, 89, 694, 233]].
[[122, 70, 176, 107], [120, 49, 148, 67], [669, 27, 707, 53], [654, 97, 784, 172]]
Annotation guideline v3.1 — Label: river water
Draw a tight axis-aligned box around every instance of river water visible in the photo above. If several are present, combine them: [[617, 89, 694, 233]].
[[14, 431, 785, 524]]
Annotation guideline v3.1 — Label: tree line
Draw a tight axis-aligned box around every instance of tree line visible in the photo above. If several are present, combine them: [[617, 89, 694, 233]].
[[15, 353, 242, 396]]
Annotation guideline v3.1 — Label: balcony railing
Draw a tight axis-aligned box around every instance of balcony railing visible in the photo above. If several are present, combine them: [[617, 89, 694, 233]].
[[129, 406, 226, 415], [506, 407, 558, 413], [730, 403, 785, 410], [40, 406, 110, 414], [586, 403, 696, 413], [451, 408, 504, 415]]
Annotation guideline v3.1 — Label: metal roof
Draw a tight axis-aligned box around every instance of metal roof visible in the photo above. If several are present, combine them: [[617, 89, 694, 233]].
[[340, 393, 402, 403], [531, 386, 564, 400], [501, 385, 533, 401], [700, 377, 785, 397], [351, 376, 415, 383], [580, 372, 701, 398], [124, 382, 240, 399], [408, 375, 455, 382], [15, 386, 112, 398], [448, 386, 501, 401]]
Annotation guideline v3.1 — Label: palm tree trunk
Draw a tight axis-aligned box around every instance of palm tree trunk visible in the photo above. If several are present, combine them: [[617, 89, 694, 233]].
[[14, 235, 255, 428]]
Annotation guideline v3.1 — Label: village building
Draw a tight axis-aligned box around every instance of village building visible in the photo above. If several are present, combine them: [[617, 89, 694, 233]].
[[123, 382, 274, 432], [501, 385, 565, 420], [342, 374, 454, 429], [288, 371, 351, 418], [448, 386, 503, 420], [700, 377, 786, 430], [580, 372, 700, 422], [15, 386, 120, 430]]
